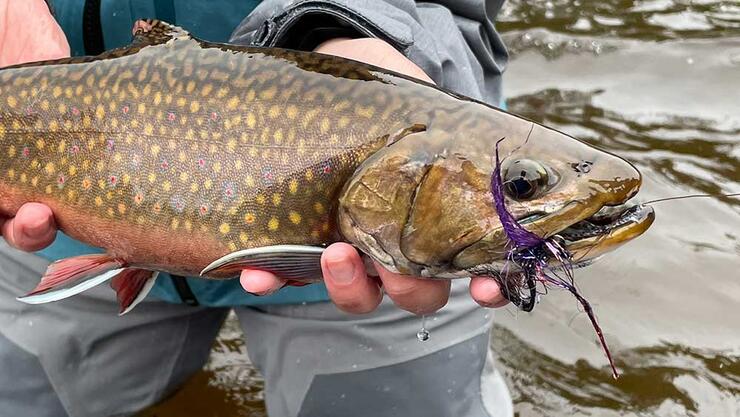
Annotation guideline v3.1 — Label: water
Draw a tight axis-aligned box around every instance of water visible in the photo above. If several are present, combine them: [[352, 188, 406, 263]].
[[142, 1, 739, 416], [417, 315, 431, 342]]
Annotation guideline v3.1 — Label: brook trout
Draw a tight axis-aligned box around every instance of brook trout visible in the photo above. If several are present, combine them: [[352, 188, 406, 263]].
[[0, 20, 653, 314]]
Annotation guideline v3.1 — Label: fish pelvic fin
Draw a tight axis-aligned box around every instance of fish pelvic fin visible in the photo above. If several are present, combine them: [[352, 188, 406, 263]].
[[111, 269, 159, 315], [17, 254, 125, 304], [200, 245, 325, 282]]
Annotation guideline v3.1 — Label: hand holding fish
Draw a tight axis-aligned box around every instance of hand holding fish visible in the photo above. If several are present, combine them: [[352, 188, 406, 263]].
[[0, 0, 68, 251], [239, 38, 510, 314]]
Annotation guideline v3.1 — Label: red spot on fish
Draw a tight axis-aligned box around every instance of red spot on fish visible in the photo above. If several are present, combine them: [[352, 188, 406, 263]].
[[122, 105, 130, 114], [153, 202, 162, 214], [197, 158, 206, 168], [70, 145, 80, 155], [21, 147, 30, 158], [57, 174, 66, 188], [210, 112, 219, 121], [71, 107, 80, 116], [167, 112, 176, 121], [225, 187, 234, 198], [263, 171, 273, 181], [109, 175, 118, 186], [199, 205, 209, 215], [160, 160, 169, 170], [322, 164, 332, 174], [25, 106, 35, 116], [134, 193, 143, 205], [106, 140, 115, 152]]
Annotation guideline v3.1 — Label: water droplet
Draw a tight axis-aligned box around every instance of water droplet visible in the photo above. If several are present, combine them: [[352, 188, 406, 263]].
[[416, 328, 430, 342], [547, 42, 556, 50], [296, 358, 301, 364], [340, 393, 346, 399], [686, 57, 694, 65], [417, 315, 430, 342], [351, 364, 358, 369]]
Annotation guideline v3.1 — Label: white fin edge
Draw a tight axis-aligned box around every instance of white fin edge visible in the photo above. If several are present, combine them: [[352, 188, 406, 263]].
[[119, 271, 159, 316], [200, 245, 325, 276], [16, 268, 125, 305]]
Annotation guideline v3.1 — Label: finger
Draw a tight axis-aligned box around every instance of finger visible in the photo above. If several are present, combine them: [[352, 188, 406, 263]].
[[469, 276, 509, 308], [239, 269, 284, 296], [321, 242, 382, 314], [377, 267, 450, 315], [3, 203, 57, 251]]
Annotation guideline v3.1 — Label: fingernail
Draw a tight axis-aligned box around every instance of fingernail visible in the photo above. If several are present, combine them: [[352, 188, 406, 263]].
[[22, 216, 48, 238], [327, 260, 355, 284]]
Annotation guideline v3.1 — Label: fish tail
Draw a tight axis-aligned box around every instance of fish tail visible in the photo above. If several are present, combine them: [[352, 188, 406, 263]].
[[16, 254, 158, 314]]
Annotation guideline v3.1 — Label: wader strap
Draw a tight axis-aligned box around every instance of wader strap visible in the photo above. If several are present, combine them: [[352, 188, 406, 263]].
[[82, 0, 105, 55], [170, 276, 200, 307]]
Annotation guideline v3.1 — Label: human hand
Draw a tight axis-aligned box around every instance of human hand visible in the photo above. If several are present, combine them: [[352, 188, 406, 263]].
[[240, 38, 509, 314], [0, 0, 68, 250]]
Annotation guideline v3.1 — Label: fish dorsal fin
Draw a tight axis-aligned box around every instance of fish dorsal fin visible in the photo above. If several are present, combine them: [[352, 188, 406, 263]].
[[131, 19, 191, 46], [200, 245, 325, 282]]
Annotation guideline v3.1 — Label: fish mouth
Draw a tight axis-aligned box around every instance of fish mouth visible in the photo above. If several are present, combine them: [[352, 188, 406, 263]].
[[554, 202, 655, 263]]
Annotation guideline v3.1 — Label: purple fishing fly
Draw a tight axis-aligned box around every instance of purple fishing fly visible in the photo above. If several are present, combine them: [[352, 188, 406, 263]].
[[491, 138, 620, 379]]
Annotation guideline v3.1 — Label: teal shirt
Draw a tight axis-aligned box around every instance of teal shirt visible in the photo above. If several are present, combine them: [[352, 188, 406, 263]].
[[41, 0, 331, 307]]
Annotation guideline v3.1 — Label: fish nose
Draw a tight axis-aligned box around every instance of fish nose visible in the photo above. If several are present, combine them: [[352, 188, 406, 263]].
[[589, 155, 642, 205]]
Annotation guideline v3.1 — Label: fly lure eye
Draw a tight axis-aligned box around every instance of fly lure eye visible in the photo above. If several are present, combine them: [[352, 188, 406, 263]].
[[503, 159, 549, 200]]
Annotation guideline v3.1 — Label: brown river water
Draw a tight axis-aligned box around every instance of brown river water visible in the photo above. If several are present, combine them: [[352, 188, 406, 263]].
[[142, 1, 740, 416]]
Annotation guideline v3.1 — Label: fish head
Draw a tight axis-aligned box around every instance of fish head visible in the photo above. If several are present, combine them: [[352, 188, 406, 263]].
[[338, 108, 654, 277]]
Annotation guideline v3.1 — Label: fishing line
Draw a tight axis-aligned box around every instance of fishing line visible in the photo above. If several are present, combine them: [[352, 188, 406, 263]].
[[642, 192, 739, 205]]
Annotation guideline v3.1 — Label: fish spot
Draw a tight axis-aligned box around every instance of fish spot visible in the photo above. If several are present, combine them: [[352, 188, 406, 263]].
[[82, 177, 92, 190], [6, 96, 17, 108], [118, 203, 126, 214], [199, 204, 209, 216], [244, 213, 256, 224], [190, 101, 200, 113], [109, 175, 118, 187], [239, 232, 249, 243], [268, 217, 279, 231], [134, 192, 144, 205], [314, 202, 325, 214], [162, 181, 172, 192], [94, 196, 103, 206], [272, 194, 282, 206], [219, 223, 231, 234], [289, 179, 298, 194], [289, 211, 302, 225]]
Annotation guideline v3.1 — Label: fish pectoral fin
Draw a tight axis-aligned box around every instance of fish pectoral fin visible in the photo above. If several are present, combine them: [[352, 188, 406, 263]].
[[16, 254, 126, 305], [110, 269, 159, 316], [131, 19, 190, 46], [200, 245, 326, 282]]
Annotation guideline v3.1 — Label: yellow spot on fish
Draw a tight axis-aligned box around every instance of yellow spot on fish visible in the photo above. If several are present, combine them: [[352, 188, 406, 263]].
[[7, 96, 17, 108], [82, 177, 92, 190], [95, 196, 103, 206], [184, 220, 192, 232], [190, 101, 200, 113], [255, 194, 266, 205], [118, 203, 126, 214], [177, 97, 186, 107], [320, 117, 331, 133], [45, 185, 52, 194], [314, 202, 325, 214], [57, 140, 66, 153], [244, 213, 256, 224], [137, 103, 146, 114], [144, 124, 153, 135], [44, 162, 55, 175], [113, 153, 122, 163], [289, 179, 298, 194], [83, 95, 92, 105], [204, 179, 213, 189], [148, 173, 157, 183], [82, 115, 92, 128], [52, 86, 62, 98], [219, 223, 231, 234], [41, 100, 49, 111], [171, 218, 180, 230], [289, 211, 302, 225], [212, 162, 222, 173], [338, 116, 350, 129], [305, 170, 314, 182], [235, 160, 243, 170], [260, 86, 277, 100], [179, 172, 189, 182], [7, 145, 15, 157], [246, 112, 256, 128], [201, 84, 213, 97], [107, 207, 114, 217], [272, 194, 282, 206], [68, 166, 77, 176], [36, 139, 45, 150], [150, 144, 161, 157], [239, 232, 249, 243], [286, 105, 298, 119], [228, 242, 237, 251], [245, 175, 255, 187], [6, 169, 15, 179], [186, 80, 196, 94], [153, 92, 162, 105], [227, 97, 239, 110], [268, 105, 281, 119], [190, 182, 199, 193], [162, 181, 171, 192], [20, 173, 27, 183], [31, 177, 38, 187], [274, 129, 284, 142], [355, 105, 375, 118], [95, 105, 105, 119], [268, 217, 280, 231]]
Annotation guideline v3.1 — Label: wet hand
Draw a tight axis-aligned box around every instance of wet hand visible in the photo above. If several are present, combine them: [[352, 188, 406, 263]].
[[240, 38, 509, 313], [0, 0, 68, 250]]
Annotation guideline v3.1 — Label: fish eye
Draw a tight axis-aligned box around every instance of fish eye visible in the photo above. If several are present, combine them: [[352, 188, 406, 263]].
[[503, 159, 549, 200]]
